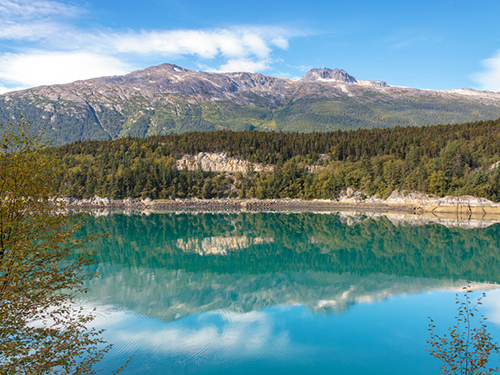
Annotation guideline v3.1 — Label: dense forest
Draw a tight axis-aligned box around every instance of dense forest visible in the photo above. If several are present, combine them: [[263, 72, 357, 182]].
[[51, 117, 500, 201]]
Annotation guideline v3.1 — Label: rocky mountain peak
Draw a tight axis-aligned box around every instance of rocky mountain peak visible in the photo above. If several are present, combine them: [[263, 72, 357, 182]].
[[301, 68, 357, 83]]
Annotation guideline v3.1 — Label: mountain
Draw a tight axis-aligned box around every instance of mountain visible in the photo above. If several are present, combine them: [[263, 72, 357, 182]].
[[2, 63, 500, 145], [301, 67, 358, 83]]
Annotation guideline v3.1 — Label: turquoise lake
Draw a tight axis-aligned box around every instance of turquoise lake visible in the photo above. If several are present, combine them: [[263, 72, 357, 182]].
[[79, 211, 500, 374]]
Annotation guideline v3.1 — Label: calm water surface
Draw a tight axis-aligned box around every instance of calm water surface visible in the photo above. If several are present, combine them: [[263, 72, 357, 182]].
[[78, 212, 500, 374]]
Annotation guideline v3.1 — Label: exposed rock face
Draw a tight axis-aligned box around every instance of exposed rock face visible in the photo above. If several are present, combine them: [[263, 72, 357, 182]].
[[301, 68, 357, 83], [385, 190, 500, 208], [337, 187, 383, 203], [175, 152, 273, 173], [434, 195, 500, 207], [490, 161, 500, 171], [385, 190, 439, 205], [306, 165, 325, 173]]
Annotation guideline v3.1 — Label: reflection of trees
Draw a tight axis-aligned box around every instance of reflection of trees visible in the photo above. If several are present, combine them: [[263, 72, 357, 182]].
[[81, 213, 500, 282]]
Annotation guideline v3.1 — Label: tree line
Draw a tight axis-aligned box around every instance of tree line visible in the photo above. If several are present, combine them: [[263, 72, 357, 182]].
[[50, 117, 500, 201]]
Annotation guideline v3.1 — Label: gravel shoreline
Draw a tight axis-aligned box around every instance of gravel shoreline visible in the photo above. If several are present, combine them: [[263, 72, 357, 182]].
[[68, 198, 409, 212], [67, 197, 500, 216], [66, 190, 500, 216]]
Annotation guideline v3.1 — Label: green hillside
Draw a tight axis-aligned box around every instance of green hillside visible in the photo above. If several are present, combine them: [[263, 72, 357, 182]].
[[50, 117, 500, 201]]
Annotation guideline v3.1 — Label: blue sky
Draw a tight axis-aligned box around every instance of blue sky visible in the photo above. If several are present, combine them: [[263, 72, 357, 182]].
[[1, 0, 500, 93]]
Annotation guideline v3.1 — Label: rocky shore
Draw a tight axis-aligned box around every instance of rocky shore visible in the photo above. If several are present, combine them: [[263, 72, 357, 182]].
[[66, 188, 500, 216]]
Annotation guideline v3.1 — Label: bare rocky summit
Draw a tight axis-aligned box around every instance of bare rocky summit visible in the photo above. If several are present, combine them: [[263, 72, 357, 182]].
[[300, 68, 358, 83]]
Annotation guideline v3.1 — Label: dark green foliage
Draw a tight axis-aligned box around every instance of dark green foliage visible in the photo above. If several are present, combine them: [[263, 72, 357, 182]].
[[49, 118, 500, 201]]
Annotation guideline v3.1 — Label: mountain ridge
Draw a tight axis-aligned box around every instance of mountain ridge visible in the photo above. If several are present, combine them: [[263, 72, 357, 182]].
[[2, 63, 500, 145]]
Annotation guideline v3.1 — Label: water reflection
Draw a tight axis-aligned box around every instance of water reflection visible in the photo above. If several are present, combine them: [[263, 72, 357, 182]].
[[79, 212, 500, 375], [80, 212, 500, 320]]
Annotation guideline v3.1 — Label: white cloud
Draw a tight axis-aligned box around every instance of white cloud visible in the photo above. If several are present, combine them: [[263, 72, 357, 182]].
[[0, 24, 297, 88], [0, 52, 132, 87], [109, 26, 289, 61], [474, 51, 500, 92], [215, 58, 272, 73]]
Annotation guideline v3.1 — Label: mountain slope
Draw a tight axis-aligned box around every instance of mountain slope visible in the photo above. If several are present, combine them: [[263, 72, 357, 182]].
[[2, 63, 500, 144]]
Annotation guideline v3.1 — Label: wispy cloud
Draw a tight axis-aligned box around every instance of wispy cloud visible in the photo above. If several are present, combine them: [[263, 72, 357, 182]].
[[107, 26, 293, 60], [383, 28, 443, 50], [214, 58, 272, 73], [0, 0, 81, 41], [0, 1, 304, 91], [473, 51, 500, 92], [0, 0, 79, 18], [0, 84, 25, 94]]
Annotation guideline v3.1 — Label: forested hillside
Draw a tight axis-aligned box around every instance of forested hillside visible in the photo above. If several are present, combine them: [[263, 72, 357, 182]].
[[51, 118, 500, 201]]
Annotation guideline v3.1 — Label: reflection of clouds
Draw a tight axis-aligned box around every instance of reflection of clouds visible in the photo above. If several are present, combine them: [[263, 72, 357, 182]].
[[481, 289, 500, 327], [176, 236, 273, 256], [91, 308, 292, 363], [82, 285, 500, 373]]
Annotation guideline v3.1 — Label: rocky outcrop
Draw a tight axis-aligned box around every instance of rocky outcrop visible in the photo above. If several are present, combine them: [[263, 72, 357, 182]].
[[490, 161, 500, 171], [336, 187, 383, 203], [385, 190, 500, 214], [175, 152, 273, 173], [175, 152, 326, 174], [66, 196, 156, 207], [385, 190, 439, 205]]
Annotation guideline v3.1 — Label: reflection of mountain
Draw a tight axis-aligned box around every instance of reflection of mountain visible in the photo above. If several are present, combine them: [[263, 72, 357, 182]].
[[76, 212, 500, 321], [85, 265, 495, 322]]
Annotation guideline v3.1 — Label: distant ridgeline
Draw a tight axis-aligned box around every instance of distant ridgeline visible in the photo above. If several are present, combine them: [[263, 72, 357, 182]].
[[3, 64, 500, 145], [51, 117, 500, 201]]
